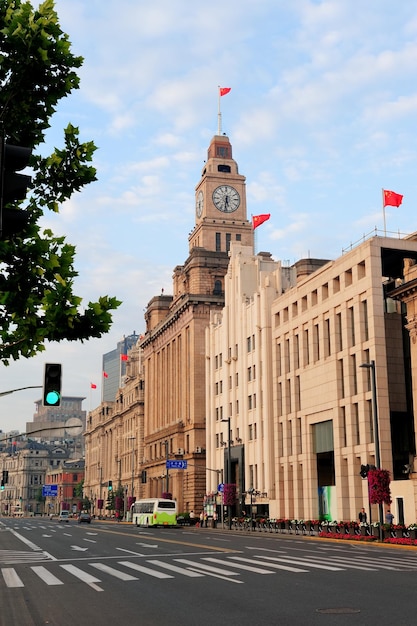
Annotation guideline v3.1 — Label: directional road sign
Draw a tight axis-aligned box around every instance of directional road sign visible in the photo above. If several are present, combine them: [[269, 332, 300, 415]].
[[42, 484, 58, 497], [166, 459, 188, 469]]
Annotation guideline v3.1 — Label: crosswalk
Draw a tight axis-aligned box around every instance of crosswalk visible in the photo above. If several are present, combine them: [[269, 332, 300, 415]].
[[2, 548, 417, 590]]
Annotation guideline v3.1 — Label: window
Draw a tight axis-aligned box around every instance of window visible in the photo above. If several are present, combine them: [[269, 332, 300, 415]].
[[216, 146, 229, 158], [336, 312, 342, 352], [216, 232, 221, 252], [248, 367, 252, 382], [226, 233, 231, 252]]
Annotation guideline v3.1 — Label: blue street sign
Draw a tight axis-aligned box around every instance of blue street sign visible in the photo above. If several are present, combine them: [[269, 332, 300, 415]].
[[218, 483, 224, 492], [42, 484, 58, 497], [166, 460, 188, 469]]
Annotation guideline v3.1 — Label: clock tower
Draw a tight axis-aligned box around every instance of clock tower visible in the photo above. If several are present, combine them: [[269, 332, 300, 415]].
[[189, 134, 253, 254]]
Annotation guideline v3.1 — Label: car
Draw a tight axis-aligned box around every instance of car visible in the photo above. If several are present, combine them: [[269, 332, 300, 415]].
[[58, 511, 70, 523], [78, 512, 91, 524]]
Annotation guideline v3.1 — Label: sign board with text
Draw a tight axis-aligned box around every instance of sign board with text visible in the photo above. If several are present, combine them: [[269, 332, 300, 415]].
[[166, 460, 187, 469], [42, 484, 58, 497]]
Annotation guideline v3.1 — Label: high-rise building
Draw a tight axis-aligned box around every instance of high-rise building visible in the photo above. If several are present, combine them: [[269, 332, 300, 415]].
[[102, 332, 139, 402]]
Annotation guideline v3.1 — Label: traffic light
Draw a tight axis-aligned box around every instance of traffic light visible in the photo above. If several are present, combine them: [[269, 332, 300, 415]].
[[360, 464, 370, 478], [43, 363, 62, 407], [2, 470, 8, 483], [0, 481, 4, 491], [108, 480, 113, 491], [0, 137, 32, 237]]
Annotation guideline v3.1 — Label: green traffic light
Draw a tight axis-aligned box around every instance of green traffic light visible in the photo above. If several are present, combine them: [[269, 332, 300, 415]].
[[45, 390, 60, 405]]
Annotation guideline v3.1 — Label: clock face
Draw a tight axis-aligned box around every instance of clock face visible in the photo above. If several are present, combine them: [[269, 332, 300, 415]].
[[212, 185, 240, 213], [196, 190, 204, 218]]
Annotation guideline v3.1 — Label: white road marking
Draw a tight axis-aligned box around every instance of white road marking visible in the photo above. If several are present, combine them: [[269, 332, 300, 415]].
[[31, 566, 63, 585], [174, 558, 240, 576], [9, 529, 42, 551], [89, 562, 138, 581], [203, 557, 275, 574], [255, 555, 343, 571], [1, 568, 24, 587], [146, 560, 204, 577], [118, 561, 173, 579], [60, 564, 103, 592]]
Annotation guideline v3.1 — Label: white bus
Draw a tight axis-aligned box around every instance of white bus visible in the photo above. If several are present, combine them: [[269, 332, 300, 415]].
[[130, 498, 177, 527]]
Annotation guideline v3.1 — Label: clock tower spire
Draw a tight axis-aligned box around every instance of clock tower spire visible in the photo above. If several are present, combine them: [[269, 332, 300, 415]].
[[189, 134, 253, 254]]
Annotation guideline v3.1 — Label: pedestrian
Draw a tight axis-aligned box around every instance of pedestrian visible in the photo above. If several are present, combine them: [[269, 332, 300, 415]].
[[358, 507, 367, 524], [203, 512, 208, 528], [199, 511, 204, 527], [212, 510, 218, 528], [385, 509, 394, 525]]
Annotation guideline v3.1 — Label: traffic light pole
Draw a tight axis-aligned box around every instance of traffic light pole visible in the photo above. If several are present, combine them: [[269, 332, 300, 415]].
[[0, 385, 41, 397]]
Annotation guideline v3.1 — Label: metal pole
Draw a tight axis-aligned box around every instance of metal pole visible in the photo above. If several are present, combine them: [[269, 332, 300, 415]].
[[227, 418, 232, 530], [361, 360, 383, 540], [164, 440, 169, 495], [370, 360, 384, 541]]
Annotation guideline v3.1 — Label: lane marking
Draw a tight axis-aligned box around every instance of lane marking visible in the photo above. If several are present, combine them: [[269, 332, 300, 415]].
[[256, 555, 343, 571], [9, 529, 42, 551], [60, 563, 103, 592], [1, 567, 24, 587], [203, 557, 275, 574], [146, 559, 204, 577], [89, 562, 138, 581], [174, 558, 240, 576], [118, 561, 173, 579], [31, 566, 64, 586]]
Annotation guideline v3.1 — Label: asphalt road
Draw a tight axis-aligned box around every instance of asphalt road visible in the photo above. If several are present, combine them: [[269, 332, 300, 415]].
[[1, 517, 417, 626]]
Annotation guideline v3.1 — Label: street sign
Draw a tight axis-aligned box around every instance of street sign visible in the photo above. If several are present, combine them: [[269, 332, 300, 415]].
[[42, 484, 58, 497], [166, 460, 188, 469], [218, 483, 224, 492]]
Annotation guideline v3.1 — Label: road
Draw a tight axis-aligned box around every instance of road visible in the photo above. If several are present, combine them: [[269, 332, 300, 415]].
[[1, 517, 417, 626]]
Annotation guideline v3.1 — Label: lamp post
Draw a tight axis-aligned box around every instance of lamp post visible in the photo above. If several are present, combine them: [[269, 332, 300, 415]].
[[360, 360, 383, 540], [163, 440, 169, 495], [128, 437, 136, 521], [247, 486, 255, 532], [221, 417, 232, 530]]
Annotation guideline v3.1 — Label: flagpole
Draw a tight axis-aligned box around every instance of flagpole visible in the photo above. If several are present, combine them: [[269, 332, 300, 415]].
[[217, 86, 222, 135], [382, 188, 386, 236], [252, 214, 257, 255]]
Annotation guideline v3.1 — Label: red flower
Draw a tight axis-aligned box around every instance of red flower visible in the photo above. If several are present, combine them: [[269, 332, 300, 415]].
[[368, 468, 391, 505]]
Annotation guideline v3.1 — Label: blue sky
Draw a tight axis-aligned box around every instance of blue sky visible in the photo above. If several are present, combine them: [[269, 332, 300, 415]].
[[2, 0, 417, 433]]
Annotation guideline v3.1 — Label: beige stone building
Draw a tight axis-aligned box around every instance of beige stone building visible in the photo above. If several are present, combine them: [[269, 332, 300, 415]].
[[208, 233, 417, 524], [139, 134, 254, 514], [83, 343, 144, 517]]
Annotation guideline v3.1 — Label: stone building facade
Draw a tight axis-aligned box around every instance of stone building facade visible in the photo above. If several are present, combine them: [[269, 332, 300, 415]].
[[139, 134, 254, 514]]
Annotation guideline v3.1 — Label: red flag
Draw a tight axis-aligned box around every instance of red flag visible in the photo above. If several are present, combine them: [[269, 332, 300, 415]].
[[103, 371, 108, 378], [383, 189, 403, 207], [252, 214, 271, 229], [121, 354, 128, 361], [90, 383, 97, 389], [219, 87, 231, 96]]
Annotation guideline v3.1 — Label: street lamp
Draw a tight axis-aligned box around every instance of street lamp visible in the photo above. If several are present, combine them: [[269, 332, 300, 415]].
[[163, 440, 169, 495], [221, 417, 232, 530], [128, 436, 136, 520], [247, 486, 256, 531], [360, 359, 383, 540]]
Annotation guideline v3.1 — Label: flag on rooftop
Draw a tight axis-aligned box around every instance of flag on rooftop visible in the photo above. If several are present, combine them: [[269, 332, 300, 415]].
[[103, 371, 108, 378], [219, 87, 231, 96], [121, 354, 128, 361], [90, 383, 97, 389], [383, 189, 403, 207]]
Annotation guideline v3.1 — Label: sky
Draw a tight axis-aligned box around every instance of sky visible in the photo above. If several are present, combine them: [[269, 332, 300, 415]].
[[2, 0, 417, 433]]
